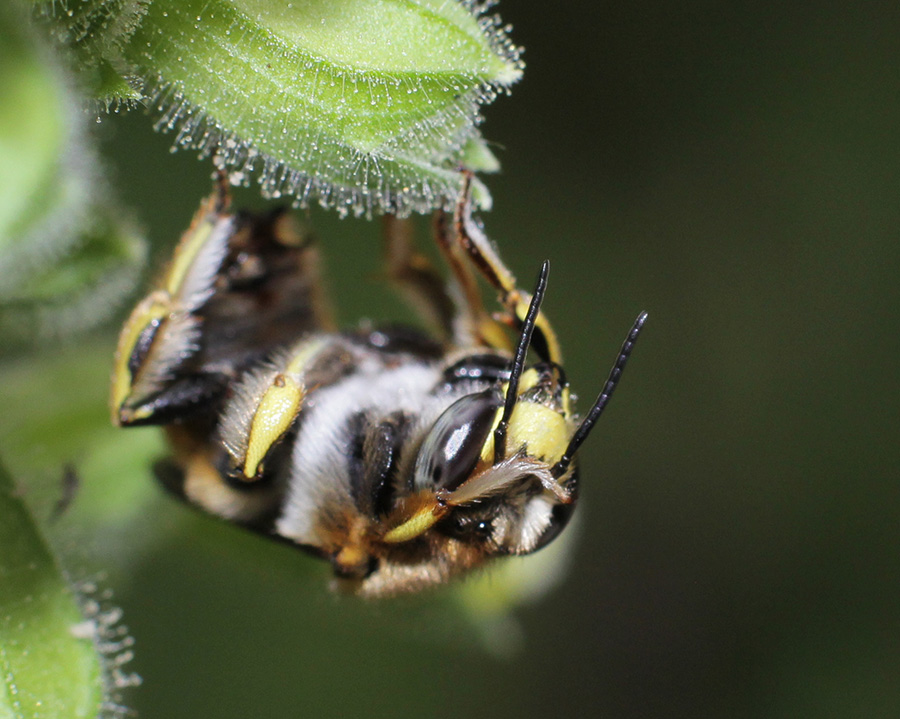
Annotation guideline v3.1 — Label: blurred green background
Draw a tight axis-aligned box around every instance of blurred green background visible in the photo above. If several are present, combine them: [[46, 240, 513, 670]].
[[2, 1, 898, 717]]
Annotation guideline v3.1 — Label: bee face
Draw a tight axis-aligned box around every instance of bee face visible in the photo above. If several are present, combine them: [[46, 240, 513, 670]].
[[112, 175, 646, 597]]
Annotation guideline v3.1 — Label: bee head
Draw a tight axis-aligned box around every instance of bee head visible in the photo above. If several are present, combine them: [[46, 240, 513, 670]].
[[374, 262, 647, 576], [374, 262, 572, 562], [401, 360, 571, 547]]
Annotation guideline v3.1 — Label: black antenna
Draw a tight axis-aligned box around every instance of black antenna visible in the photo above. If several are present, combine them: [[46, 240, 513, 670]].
[[493, 260, 550, 462], [551, 311, 648, 478]]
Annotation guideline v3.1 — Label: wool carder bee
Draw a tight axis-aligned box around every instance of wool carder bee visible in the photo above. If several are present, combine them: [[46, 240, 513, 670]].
[[111, 173, 647, 597]]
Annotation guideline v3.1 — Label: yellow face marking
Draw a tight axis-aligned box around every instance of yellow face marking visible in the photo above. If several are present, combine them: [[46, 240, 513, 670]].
[[480, 406, 504, 465], [243, 374, 305, 480], [507, 403, 569, 465], [110, 293, 171, 421], [475, 369, 541, 462], [480, 402, 569, 466], [516, 367, 541, 394]]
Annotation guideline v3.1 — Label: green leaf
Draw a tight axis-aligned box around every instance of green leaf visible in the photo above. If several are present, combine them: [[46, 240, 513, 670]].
[[117, 0, 520, 215], [0, 462, 103, 719]]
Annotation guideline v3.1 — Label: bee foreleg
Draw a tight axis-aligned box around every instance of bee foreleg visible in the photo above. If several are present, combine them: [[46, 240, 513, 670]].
[[117, 373, 228, 426], [432, 209, 512, 352], [453, 172, 563, 364]]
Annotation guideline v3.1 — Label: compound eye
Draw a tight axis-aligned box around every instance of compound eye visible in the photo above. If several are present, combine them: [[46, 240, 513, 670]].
[[414, 390, 502, 492]]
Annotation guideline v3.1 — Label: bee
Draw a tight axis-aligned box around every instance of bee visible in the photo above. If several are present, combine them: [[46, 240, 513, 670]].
[[111, 173, 647, 597]]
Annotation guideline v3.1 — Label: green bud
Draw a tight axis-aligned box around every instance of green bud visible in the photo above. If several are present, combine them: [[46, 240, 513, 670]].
[[118, 0, 521, 215], [0, 4, 147, 347]]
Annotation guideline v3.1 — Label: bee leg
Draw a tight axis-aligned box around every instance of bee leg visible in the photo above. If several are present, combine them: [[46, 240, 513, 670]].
[[381, 215, 457, 343], [263, 209, 337, 334], [117, 372, 229, 426], [431, 209, 513, 351], [452, 172, 563, 364], [161, 425, 284, 526]]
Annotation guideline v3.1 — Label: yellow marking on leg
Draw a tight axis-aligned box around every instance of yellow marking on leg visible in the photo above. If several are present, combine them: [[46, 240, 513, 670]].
[[165, 220, 216, 296], [243, 374, 305, 479], [240, 338, 327, 478], [511, 296, 563, 366], [110, 292, 171, 422], [382, 507, 442, 544], [285, 337, 328, 375], [164, 188, 228, 296], [382, 492, 448, 544]]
